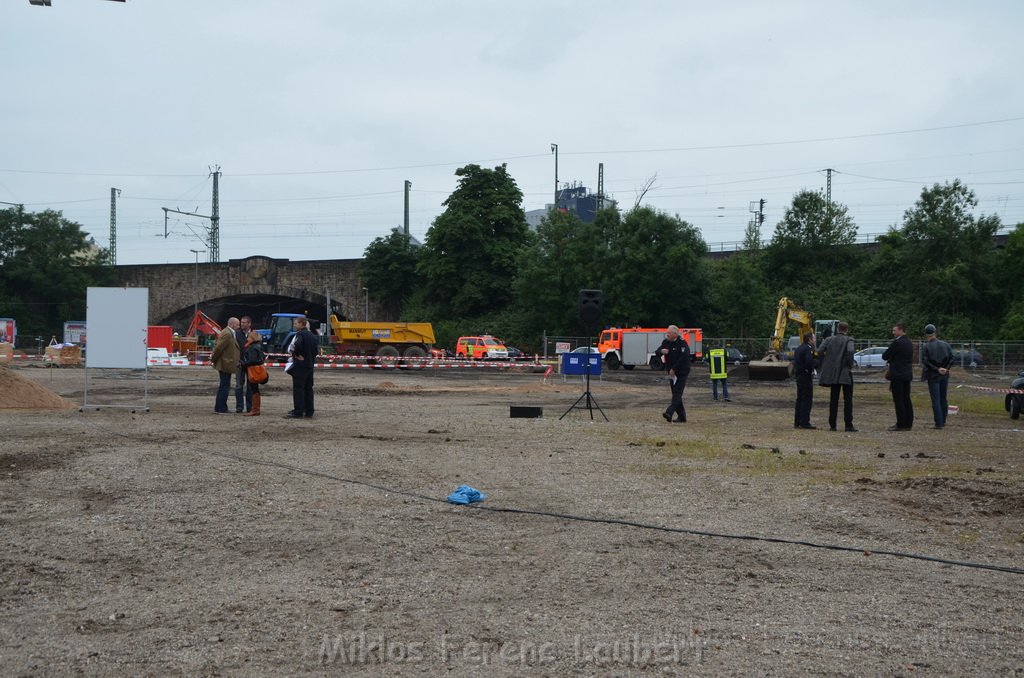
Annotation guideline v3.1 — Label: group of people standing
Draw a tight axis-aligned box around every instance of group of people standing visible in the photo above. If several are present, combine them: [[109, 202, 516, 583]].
[[657, 321, 955, 432], [791, 321, 954, 432], [210, 315, 318, 419]]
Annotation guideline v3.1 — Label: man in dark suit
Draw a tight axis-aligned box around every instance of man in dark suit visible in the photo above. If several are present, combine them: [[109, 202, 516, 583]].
[[793, 331, 817, 429], [882, 322, 915, 431]]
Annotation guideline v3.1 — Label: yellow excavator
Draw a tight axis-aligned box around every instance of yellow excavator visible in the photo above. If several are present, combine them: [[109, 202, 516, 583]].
[[747, 297, 838, 380]]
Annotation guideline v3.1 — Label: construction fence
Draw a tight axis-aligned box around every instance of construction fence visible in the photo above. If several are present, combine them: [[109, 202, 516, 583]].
[[542, 335, 1024, 377]]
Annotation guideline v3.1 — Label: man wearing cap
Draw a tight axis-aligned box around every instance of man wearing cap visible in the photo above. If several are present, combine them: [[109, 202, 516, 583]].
[[920, 323, 953, 429]]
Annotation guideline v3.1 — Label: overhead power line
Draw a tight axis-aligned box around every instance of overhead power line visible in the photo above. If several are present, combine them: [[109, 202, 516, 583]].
[[1, 116, 1021, 179]]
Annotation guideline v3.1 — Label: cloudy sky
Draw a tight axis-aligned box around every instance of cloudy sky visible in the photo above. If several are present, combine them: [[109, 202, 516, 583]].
[[2, 1, 1022, 265]]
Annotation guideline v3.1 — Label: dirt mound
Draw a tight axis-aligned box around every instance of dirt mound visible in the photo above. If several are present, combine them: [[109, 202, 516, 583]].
[[0, 366, 76, 410]]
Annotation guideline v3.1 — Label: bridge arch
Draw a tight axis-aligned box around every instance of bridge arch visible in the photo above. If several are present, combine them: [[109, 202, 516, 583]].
[[117, 255, 370, 332]]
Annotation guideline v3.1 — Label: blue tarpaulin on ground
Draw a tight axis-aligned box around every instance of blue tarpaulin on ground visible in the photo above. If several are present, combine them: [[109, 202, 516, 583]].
[[447, 484, 487, 505]]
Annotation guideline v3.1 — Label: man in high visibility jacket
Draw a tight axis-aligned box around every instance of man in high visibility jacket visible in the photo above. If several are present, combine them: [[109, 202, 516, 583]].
[[708, 347, 730, 402]]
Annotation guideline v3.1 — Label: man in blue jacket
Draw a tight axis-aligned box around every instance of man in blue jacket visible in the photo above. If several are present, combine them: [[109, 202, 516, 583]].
[[793, 331, 817, 429]]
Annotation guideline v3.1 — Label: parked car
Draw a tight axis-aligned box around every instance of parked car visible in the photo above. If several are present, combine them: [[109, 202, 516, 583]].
[[853, 346, 887, 368], [571, 346, 600, 354], [456, 335, 509, 360], [703, 347, 749, 365], [1006, 370, 1024, 420], [724, 347, 749, 365], [951, 348, 984, 368], [505, 346, 526, 360]]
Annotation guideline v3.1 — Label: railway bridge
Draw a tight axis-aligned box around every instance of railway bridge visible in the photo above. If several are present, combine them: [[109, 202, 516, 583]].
[[116, 255, 378, 332]]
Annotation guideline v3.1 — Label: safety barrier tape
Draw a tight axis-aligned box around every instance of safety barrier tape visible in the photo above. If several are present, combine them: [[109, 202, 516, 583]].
[[189, 360, 544, 370], [956, 384, 1024, 395]]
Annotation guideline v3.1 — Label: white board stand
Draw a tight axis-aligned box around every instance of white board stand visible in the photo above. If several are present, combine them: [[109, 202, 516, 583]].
[[81, 287, 151, 412]]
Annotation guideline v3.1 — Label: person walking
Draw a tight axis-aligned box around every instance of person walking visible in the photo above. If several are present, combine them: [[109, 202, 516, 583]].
[[211, 317, 240, 414], [285, 316, 318, 419], [708, 347, 731, 402], [920, 323, 953, 429], [234, 315, 252, 413], [817, 321, 857, 432], [793, 331, 817, 429], [658, 325, 691, 423], [882, 322, 914, 431], [240, 330, 266, 417]]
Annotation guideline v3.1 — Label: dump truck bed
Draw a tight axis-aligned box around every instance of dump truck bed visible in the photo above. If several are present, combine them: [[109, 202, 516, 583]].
[[329, 319, 436, 345]]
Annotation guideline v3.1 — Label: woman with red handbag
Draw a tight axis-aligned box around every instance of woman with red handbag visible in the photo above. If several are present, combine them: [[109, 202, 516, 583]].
[[241, 330, 268, 416]]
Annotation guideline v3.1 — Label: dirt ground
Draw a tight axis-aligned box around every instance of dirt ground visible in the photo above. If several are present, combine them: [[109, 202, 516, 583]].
[[1, 362, 1022, 676]]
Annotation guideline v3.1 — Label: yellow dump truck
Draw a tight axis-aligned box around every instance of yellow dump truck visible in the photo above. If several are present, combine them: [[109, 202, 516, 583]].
[[328, 315, 436, 358]]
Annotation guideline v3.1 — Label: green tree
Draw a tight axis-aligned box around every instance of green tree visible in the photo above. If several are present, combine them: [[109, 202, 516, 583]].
[[359, 229, 422, 320], [418, 164, 531, 318], [995, 222, 1024, 339], [603, 207, 709, 327], [0, 208, 116, 338], [706, 252, 770, 337], [766, 189, 859, 287], [512, 208, 597, 336], [894, 180, 1001, 330]]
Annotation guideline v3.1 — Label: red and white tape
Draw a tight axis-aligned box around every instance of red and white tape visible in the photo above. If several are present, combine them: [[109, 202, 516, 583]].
[[956, 384, 1024, 395]]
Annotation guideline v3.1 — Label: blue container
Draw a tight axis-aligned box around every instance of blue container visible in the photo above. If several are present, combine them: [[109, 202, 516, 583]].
[[561, 352, 601, 376]]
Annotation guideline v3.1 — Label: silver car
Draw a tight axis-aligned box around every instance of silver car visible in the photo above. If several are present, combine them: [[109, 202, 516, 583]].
[[853, 346, 886, 368]]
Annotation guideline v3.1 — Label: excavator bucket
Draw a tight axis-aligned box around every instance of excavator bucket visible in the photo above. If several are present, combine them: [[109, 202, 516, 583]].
[[747, 358, 794, 381]]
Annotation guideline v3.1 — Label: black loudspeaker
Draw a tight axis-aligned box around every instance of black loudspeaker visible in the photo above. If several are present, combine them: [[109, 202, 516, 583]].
[[578, 289, 604, 329]]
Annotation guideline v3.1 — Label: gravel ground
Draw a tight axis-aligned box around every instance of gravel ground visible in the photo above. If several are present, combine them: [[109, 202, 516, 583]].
[[1, 363, 1022, 676]]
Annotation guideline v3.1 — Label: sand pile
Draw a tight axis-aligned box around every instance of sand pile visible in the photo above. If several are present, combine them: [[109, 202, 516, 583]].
[[0, 366, 76, 410]]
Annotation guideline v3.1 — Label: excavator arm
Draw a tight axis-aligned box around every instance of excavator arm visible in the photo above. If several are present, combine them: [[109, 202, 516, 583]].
[[767, 297, 815, 357], [749, 297, 816, 380], [187, 310, 222, 337]]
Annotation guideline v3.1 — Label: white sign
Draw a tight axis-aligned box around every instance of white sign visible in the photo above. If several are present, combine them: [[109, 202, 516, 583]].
[[555, 341, 571, 354], [86, 288, 148, 369], [63, 321, 87, 344]]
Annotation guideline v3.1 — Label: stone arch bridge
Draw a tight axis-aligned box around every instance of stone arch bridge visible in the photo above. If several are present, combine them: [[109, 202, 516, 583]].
[[116, 256, 381, 333]]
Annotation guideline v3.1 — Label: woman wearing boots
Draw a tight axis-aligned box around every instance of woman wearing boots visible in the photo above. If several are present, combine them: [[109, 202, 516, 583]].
[[241, 330, 266, 416]]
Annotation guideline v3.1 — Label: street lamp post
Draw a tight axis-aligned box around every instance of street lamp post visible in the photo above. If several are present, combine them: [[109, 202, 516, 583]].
[[190, 249, 205, 334], [362, 287, 369, 322]]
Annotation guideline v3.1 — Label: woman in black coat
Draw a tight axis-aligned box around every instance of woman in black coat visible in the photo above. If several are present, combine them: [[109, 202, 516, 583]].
[[240, 330, 267, 416]]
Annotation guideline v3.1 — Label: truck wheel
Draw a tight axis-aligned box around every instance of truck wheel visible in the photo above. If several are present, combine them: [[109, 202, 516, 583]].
[[605, 353, 620, 370], [1012, 395, 1022, 420], [403, 346, 427, 358], [649, 356, 663, 371], [376, 345, 399, 358]]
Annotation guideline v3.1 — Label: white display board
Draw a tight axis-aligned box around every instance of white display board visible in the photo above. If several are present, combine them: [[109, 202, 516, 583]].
[[85, 287, 148, 369]]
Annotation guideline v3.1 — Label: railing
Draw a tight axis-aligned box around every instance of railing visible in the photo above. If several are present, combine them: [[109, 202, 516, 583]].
[[539, 334, 1024, 377]]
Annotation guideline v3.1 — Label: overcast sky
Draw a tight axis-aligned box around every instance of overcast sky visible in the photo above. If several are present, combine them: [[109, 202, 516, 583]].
[[2, 1, 1022, 265]]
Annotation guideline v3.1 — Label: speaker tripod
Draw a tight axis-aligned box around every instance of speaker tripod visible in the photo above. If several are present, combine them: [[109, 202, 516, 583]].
[[559, 342, 608, 421]]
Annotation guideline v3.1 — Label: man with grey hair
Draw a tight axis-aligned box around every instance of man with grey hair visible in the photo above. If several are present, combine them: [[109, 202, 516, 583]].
[[657, 325, 691, 423], [212, 317, 240, 414]]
